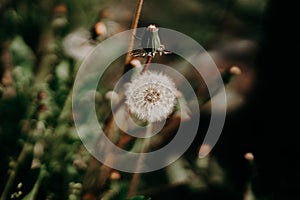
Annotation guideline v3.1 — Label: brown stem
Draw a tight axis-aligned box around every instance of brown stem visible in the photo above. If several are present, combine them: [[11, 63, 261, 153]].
[[141, 56, 152, 74], [127, 123, 152, 198], [83, 99, 131, 194], [124, 0, 144, 65]]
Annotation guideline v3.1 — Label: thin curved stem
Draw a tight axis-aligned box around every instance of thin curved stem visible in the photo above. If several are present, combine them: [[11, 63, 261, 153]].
[[141, 56, 152, 74], [125, 0, 144, 65], [127, 123, 153, 198]]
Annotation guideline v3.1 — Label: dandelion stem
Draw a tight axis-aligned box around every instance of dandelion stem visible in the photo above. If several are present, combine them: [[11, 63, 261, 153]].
[[141, 56, 152, 74], [127, 123, 153, 198], [125, 0, 144, 65]]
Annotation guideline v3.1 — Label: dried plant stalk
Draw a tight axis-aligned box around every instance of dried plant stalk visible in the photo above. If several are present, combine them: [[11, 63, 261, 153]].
[[125, 0, 144, 64]]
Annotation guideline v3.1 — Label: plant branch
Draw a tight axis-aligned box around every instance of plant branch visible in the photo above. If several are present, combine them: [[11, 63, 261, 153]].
[[124, 0, 144, 65], [127, 123, 153, 198], [141, 56, 152, 74]]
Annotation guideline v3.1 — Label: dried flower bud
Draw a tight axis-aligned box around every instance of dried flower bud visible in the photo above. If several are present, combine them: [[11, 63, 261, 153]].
[[94, 22, 107, 36], [198, 144, 212, 157], [73, 158, 88, 170], [105, 90, 119, 102], [125, 71, 177, 122], [244, 152, 254, 161], [132, 24, 171, 57], [110, 171, 121, 180], [54, 4, 68, 14], [229, 65, 242, 75], [130, 59, 143, 68]]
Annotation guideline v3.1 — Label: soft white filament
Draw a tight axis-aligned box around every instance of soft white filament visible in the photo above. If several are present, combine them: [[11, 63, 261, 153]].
[[125, 71, 177, 122]]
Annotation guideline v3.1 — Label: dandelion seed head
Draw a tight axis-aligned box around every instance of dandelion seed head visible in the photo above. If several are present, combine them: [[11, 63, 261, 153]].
[[125, 71, 177, 122]]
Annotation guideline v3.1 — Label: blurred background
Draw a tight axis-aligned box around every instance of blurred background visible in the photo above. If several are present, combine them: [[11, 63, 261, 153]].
[[1, 0, 298, 199]]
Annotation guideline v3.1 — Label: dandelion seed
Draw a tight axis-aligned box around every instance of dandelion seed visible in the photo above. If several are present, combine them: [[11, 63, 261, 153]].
[[125, 71, 177, 122]]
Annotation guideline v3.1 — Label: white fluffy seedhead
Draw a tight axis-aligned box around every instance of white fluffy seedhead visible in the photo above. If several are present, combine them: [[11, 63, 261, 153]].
[[125, 71, 177, 122]]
